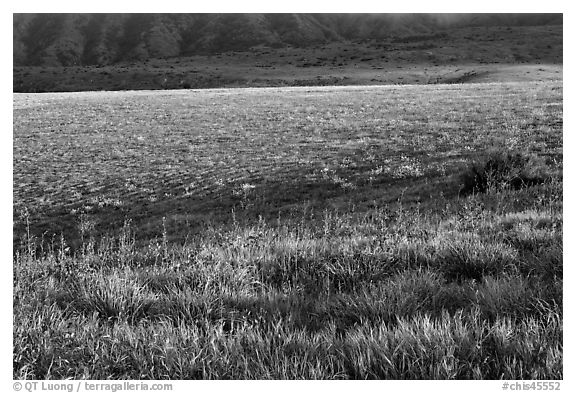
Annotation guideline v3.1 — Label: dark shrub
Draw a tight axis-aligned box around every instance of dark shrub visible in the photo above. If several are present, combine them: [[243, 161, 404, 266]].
[[460, 151, 549, 195]]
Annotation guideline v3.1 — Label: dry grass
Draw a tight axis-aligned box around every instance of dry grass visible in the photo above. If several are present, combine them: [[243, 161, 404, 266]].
[[13, 81, 562, 246], [13, 81, 562, 379], [13, 179, 563, 379]]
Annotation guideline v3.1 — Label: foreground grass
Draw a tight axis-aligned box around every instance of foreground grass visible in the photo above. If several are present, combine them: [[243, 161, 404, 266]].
[[13, 176, 562, 379]]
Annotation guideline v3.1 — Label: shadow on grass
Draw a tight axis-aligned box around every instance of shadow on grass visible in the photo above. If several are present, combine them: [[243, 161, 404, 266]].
[[14, 169, 458, 254]]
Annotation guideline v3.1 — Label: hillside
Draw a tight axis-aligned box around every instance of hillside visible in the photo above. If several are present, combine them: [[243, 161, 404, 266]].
[[13, 21, 563, 93], [13, 13, 562, 67]]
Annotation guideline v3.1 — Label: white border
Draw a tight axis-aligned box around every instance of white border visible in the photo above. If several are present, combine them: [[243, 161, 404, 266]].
[[4, 3, 570, 392]]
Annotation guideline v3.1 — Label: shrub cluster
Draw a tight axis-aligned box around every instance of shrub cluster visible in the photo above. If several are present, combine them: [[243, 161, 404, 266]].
[[460, 151, 550, 195]]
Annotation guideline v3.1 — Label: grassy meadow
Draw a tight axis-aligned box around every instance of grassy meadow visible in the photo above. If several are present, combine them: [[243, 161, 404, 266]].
[[13, 81, 562, 379]]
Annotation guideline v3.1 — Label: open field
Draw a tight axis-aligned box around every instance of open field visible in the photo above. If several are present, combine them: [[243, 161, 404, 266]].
[[13, 81, 563, 379], [13, 81, 562, 246]]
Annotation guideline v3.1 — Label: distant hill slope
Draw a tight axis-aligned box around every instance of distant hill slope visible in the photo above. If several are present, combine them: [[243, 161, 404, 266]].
[[13, 13, 563, 66]]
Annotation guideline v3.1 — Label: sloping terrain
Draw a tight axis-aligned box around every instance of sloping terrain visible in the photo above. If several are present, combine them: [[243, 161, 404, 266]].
[[13, 81, 562, 248], [13, 14, 562, 92], [13, 13, 562, 66], [13, 24, 562, 92], [13, 81, 563, 379]]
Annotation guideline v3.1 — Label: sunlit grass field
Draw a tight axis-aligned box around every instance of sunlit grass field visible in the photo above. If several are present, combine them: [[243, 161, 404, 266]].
[[13, 82, 562, 244], [13, 81, 562, 379]]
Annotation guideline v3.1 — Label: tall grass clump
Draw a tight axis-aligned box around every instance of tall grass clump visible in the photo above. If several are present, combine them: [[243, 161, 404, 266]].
[[13, 168, 562, 379], [459, 150, 551, 195]]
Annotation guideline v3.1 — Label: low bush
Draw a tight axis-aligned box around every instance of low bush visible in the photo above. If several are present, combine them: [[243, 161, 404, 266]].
[[460, 151, 549, 195]]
